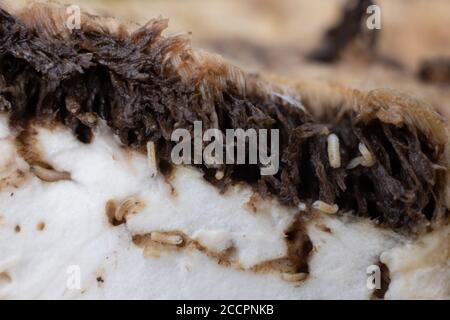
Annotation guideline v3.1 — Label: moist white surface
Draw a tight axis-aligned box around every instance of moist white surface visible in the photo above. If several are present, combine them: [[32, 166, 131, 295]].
[[381, 225, 450, 299], [0, 114, 448, 299]]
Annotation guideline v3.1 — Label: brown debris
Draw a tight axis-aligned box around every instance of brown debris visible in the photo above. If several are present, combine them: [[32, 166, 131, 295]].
[[418, 57, 450, 84], [316, 223, 333, 234], [132, 223, 313, 282], [0, 169, 28, 192], [0, 271, 12, 285], [243, 193, 261, 214], [36, 221, 45, 231]]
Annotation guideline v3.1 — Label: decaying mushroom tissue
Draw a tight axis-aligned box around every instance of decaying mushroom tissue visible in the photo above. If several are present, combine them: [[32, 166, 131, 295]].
[[0, 0, 449, 299]]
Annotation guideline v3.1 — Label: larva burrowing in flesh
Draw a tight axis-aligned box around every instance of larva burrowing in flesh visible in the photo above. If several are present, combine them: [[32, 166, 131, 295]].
[[115, 197, 145, 222], [312, 200, 339, 214], [281, 272, 308, 283], [146, 141, 158, 178], [30, 164, 71, 182], [150, 232, 184, 246]]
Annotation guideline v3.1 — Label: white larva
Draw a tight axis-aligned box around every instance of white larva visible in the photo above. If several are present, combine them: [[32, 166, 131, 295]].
[[30, 164, 71, 182], [327, 133, 341, 168], [115, 197, 145, 222], [150, 232, 184, 246], [281, 272, 308, 282], [432, 164, 447, 171], [347, 143, 375, 169], [298, 202, 307, 211], [358, 143, 375, 167], [146, 141, 157, 178], [312, 200, 339, 214], [215, 170, 224, 180], [346, 156, 365, 169]]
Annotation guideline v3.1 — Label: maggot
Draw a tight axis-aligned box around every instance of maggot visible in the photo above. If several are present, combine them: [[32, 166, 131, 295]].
[[281, 272, 308, 283], [312, 200, 339, 214], [146, 141, 157, 178], [298, 202, 307, 211], [30, 164, 71, 182], [346, 156, 365, 170], [347, 143, 375, 169], [150, 232, 184, 246], [359, 143, 375, 167], [215, 170, 224, 180], [115, 197, 145, 222], [327, 133, 341, 168]]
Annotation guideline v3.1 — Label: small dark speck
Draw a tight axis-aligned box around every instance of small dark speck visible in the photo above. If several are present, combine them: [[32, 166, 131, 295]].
[[10, 193, 14, 197], [36, 222, 45, 231], [14, 224, 21, 233], [96, 276, 104, 283]]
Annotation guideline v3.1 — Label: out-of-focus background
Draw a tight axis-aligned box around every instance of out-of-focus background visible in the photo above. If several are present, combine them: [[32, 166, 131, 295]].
[[61, 0, 450, 116]]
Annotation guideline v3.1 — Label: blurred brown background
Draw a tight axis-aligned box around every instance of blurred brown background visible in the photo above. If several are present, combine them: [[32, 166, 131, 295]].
[[61, 0, 450, 116]]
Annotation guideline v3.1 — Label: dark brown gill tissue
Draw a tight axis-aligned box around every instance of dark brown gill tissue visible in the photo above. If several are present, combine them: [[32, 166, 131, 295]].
[[0, 4, 449, 234]]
